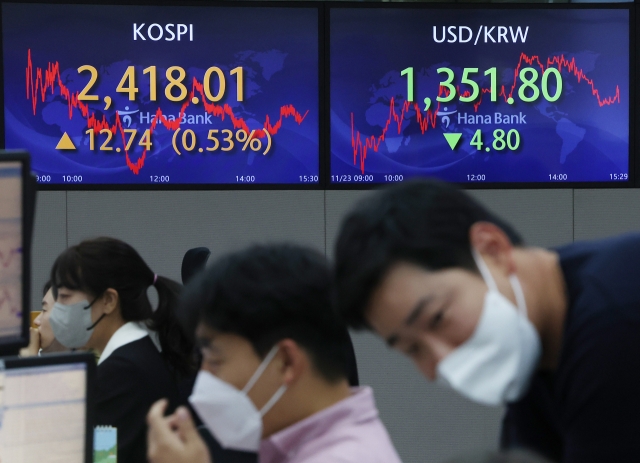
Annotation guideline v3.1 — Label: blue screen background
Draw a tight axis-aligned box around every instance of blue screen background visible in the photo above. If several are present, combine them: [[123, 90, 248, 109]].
[[3, 3, 320, 185], [330, 8, 629, 184]]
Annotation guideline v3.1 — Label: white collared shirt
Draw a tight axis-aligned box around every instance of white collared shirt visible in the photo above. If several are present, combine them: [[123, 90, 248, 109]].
[[98, 321, 162, 365]]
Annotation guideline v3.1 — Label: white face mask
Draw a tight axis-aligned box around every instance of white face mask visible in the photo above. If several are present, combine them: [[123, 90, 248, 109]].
[[436, 249, 542, 406], [49, 298, 104, 348], [189, 345, 287, 452]]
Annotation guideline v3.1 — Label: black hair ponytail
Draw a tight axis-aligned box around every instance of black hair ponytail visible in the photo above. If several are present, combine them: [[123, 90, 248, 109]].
[[51, 237, 196, 375], [148, 275, 197, 375]]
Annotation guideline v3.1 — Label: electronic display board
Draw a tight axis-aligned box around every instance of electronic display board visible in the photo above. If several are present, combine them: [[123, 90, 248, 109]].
[[3, 2, 320, 187], [330, 6, 631, 186]]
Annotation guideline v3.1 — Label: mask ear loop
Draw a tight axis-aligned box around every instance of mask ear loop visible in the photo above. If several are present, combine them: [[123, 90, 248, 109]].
[[471, 248, 498, 292], [473, 248, 528, 316], [259, 385, 287, 417], [84, 295, 106, 331], [509, 274, 528, 316], [242, 345, 280, 394]]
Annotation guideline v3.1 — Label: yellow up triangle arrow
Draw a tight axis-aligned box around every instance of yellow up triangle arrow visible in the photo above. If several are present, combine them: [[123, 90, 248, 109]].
[[56, 132, 76, 150]]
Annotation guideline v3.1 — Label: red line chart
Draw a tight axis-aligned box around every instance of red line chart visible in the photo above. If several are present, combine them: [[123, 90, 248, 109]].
[[0, 247, 20, 269], [25, 50, 310, 174], [0, 288, 20, 317]]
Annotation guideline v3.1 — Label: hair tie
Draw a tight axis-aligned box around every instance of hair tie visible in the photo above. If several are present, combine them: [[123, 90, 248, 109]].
[[153, 273, 158, 285]]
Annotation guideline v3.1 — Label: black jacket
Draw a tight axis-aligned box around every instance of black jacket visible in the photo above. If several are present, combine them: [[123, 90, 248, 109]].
[[94, 336, 188, 463]]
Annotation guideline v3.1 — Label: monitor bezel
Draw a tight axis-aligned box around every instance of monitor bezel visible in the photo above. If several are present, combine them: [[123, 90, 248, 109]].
[[0, 150, 30, 355], [0, 0, 326, 191], [325, 2, 636, 190], [2, 352, 96, 463]]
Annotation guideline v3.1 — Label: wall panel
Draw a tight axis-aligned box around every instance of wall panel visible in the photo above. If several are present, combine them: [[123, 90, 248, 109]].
[[30, 191, 66, 310], [574, 189, 640, 241], [66, 191, 325, 283], [470, 189, 573, 248]]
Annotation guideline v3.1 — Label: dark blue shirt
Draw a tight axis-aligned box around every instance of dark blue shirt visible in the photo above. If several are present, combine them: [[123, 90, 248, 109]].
[[501, 233, 640, 462]]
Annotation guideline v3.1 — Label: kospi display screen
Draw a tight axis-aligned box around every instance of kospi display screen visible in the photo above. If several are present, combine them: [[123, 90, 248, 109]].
[[330, 6, 631, 186], [3, 3, 320, 187]]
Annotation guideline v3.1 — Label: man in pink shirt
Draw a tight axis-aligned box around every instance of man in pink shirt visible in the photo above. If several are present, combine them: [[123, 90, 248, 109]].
[[146, 244, 401, 463]]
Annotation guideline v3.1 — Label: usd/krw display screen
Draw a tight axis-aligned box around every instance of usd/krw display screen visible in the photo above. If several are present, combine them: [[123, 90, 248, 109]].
[[3, 3, 320, 186], [330, 7, 630, 185]]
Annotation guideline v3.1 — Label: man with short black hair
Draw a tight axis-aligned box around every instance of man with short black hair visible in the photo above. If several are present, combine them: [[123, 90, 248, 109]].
[[333, 179, 640, 463], [147, 244, 400, 463]]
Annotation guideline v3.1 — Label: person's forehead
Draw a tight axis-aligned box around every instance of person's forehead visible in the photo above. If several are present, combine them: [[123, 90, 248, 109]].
[[43, 289, 54, 302], [195, 324, 253, 354], [367, 263, 478, 336], [384, 262, 432, 287], [195, 323, 218, 347], [195, 322, 216, 338], [374, 262, 478, 299], [370, 263, 436, 310], [366, 263, 434, 333]]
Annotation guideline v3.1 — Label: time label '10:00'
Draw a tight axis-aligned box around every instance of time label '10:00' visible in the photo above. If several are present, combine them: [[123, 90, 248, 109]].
[[36, 175, 83, 183]]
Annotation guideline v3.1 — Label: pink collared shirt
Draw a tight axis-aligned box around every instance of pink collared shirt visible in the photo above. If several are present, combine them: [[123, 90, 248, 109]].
[[259, 387, 402, 463]]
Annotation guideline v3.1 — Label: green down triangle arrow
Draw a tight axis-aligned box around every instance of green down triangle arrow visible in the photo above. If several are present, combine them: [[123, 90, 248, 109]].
[[443, 133, 462, 150]]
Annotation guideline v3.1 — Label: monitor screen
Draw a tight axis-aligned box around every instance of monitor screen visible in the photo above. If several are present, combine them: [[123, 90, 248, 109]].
[[0, 160, 23, 343], [0, 356, 91, 463], [3, 2, 320, 187], [330, 6, 631, 186]]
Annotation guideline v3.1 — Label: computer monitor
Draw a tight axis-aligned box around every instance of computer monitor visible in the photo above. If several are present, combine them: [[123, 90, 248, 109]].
[[0, 352, 95, 463], [0, 151, 30, 356]]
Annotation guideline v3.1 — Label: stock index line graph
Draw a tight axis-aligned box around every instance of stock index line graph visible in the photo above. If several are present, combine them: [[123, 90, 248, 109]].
[[0, 288, 20, 318], [25, 50, 310, 175], [0, 247, 20, 269], [349, 52, 622, 174]]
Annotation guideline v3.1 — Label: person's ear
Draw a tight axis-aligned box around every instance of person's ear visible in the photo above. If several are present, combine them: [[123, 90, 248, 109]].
[[275, 339, 307, 387], [469, 221, 516, 274], [101, 288, 120, 315]]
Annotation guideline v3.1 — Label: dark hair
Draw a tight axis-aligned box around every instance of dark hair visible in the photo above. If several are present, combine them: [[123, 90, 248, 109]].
[[334, 179, 523, 329], [444, 450, 552, 463], [181, 247, 211, 285], [50, 237, 195, 374], [43, 280, 52, 297], [180, 244, 349, 383]]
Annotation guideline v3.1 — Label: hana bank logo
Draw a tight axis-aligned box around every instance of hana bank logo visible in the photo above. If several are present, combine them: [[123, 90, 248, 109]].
[[438, 106, 457, 129], [117, 106, 140, 128]]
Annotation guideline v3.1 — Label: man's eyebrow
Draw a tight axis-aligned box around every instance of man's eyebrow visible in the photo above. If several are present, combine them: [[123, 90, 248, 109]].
[[385, 296, 434, 346], [405, 296, 433, 326]]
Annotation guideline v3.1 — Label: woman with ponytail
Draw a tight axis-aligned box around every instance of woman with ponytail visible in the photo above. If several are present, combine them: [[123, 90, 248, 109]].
[[49, 237, 197, 463]]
